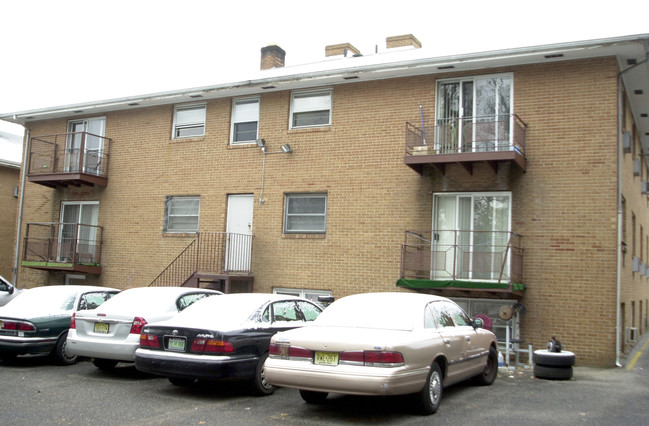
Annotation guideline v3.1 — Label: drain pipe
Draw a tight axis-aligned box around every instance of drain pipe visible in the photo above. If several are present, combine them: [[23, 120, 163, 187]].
[[12, 126, 29, 286], [616, 53, 649, 367]]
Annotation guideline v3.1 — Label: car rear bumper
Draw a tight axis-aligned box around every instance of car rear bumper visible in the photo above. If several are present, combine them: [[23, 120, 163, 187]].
[[0, 335, 58, 355], [66, 330, 139, 362], [264, 357, 428, 396], [134, 348, 259, 380]]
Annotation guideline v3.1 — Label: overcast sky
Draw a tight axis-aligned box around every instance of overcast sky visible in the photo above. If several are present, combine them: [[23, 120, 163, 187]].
[[0, 0, 647, 142]]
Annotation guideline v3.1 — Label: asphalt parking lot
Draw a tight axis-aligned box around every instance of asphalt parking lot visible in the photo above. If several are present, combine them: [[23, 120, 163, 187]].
[[2, 337, 649, 425]]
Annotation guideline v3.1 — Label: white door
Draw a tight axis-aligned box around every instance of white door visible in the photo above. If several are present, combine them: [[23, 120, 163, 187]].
[[226, 194, 254, 272]]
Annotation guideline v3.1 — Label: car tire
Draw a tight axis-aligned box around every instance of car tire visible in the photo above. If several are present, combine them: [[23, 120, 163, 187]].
[[93, 358, 119, 370], [51, 331, 78, 365], [533, 350, 575, 367], [533, 364, 573, 380], [250, 352, 276, 396], [168, 377, 196, 386], [413, 361, 443, 415], [299, 389, 328, 404], [474, 346, 498, 386]]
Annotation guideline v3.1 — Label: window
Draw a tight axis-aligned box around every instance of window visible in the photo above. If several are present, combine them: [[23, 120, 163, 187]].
[[284, 193, 327, 233], [164, 196, 200, 233], [231, 98, 259, 144], [173, 104, 206, 139], [290, 89, 332, 128], [66, 117, 106, 174]]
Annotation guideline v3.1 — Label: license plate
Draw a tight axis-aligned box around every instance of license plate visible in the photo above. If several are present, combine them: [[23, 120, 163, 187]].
[[167, 337, 186, 352], [94, 322, 109, 334], [314, 351, 338, 366]]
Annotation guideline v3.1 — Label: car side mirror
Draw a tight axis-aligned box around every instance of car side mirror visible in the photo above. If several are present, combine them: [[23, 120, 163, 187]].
[[7, 285, 14, 295], [472, 318, 484, 329]]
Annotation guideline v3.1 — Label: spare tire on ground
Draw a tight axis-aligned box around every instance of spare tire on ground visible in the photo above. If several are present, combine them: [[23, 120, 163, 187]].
[[533, 364, 573, 380], [533, 350, 576, 367]]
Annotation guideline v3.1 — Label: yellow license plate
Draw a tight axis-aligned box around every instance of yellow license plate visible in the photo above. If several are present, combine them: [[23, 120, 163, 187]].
[[314, 351, 339, 366], [94, 322, 109, 334]]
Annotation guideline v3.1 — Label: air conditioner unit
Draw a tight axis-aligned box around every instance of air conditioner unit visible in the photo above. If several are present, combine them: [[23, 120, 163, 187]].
[[633, 256, 640, 272], [626, 327, 639, 344], [634, 159, 641, 176], [623, 131, 632, 153], [642, 181, 649, 195]]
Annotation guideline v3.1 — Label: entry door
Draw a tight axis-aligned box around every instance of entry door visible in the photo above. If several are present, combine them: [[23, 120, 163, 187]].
[[225, 194, 254, 272], [59, 202, 99, 262], [66, 117, 106, 174]]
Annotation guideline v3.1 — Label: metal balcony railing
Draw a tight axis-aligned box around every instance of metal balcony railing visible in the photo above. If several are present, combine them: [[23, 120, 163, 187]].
[[22, 222, 103, 266], [401, 229, 523, 285], [27, 132, 111, 186], [405, 114, 527, 156]]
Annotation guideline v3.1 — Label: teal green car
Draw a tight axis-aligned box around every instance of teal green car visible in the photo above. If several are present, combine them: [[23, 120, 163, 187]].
[[0, 285, 119, 365]]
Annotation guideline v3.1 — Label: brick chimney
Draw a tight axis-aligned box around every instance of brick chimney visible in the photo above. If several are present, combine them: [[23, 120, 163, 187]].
[[386, 34, 422, 49], [260, 45, 286, 70], [325, 42, 361, 57]]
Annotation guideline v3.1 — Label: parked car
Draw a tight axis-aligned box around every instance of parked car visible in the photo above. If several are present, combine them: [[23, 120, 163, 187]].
[[0, 275, 24, 307], [67, 287, 221, 369], [264, 292, 498, 414], [0, 285, 119, 364], [134, 293, 323, 395]]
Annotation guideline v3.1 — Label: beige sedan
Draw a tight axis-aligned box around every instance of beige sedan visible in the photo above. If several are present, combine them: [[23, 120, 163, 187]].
[[264, 292, 498, 415]]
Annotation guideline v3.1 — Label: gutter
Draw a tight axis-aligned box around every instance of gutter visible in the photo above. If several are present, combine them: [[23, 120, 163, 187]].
[[12, 128, 28, 286], [616, 52, 649, 367]]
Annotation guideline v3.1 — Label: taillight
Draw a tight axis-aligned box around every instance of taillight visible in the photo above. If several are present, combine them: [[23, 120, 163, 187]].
[[70, 313, 76, 329], [190, 338, 234, 353], [139, 334, 160, 348], [340, 350, 404, 366], [0, 320, 35, 332], [130, 317, 147, 334], [269, 343, 312, 359]]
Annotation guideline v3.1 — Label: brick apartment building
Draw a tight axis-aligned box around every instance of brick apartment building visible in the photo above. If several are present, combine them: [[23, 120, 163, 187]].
[[2, 34, 649, 367], [0, 158, 20, 280]]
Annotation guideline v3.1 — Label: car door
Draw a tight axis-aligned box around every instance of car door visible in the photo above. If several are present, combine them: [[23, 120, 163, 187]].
[[429, 301, 467, 384], [443, 301, 488, 376]]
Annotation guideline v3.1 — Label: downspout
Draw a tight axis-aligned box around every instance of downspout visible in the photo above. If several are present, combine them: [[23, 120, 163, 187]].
[[616, 54, 649, 367], [12, 127, 29, 286]]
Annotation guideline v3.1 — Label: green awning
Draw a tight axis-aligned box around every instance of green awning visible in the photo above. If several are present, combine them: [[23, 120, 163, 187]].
[[396, 278, 525, 292]]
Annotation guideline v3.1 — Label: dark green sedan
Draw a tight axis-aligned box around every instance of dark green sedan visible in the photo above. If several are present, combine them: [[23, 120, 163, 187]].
[[0, 285, 119, 364]]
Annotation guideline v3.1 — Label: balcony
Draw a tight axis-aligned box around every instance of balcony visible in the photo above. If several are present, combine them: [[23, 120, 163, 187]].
[[27, 132, 111, 188], [404, 114, 527, 175], [22, 222, 103, 274], [398, 230, 524, 299], [150, 232, 254, 293]]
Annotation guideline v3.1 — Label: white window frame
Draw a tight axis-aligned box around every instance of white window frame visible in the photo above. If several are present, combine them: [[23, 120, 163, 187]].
[[172, 104, 206, 139], [230, 97, 260, 144], [289, 89, 332, 129], [164, 196, 201, 233], [284, 193, 327, 234]]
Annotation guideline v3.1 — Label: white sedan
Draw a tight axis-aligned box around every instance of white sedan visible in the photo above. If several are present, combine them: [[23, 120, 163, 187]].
[[264, 292, 498, 415], [67, 287, 221, 369]]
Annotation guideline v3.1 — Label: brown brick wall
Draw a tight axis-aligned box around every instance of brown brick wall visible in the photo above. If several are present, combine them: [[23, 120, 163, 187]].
[[15, 56, 649, 366]]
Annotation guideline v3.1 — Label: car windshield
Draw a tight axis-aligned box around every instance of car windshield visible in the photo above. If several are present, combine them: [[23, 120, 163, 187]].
[[2, 287, 78, 313], [314, 295, 416, 331]]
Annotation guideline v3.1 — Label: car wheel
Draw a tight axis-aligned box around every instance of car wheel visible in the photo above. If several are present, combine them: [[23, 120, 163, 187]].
[[250, 352, 276, 396], [533, 350, 575, 367], [93, 358, 119, 370], [474, 346, 498, 386], [51, 331, 78, 365], [299, 389, 328, 404], [413, 361, 443, 415], [168, 377, 196, 386], [533, 364, 573, 380]]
